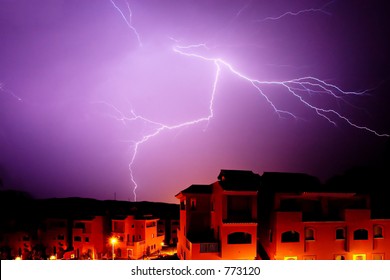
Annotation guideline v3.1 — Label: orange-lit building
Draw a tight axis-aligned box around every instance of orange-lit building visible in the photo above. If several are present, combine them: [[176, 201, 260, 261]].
[[39, 218, 69, 259], [71, 216, 105, 259], [260, 190, 390, 260], [110, 214, 164, 259], [175, 170, 258, 260], [0, 230, 35, 259], [177, 169, 390, 260]]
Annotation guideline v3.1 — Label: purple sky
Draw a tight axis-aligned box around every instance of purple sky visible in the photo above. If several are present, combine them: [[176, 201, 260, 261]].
[[0, 0, 389, 203]]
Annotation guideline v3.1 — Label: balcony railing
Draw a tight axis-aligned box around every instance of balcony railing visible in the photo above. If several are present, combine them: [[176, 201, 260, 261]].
[[200, 243, 219, 253], [126, 240, 145, 246]]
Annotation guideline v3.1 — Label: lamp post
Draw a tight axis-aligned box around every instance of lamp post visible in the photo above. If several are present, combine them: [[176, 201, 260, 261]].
[[110, 237, 118, 260]]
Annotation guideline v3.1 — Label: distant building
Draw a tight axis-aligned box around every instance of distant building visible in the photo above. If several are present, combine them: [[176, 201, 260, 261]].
[[39, 218, 69, 259], [175, 170, 259, 260], [170, 219, 179, 245], [110, 214, 164, 259], [71, 216, 105, 259]]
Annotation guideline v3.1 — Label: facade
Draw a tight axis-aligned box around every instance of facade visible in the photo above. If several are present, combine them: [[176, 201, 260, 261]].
[[176, 169, 390, 260], [262, 192, 390, 260], [110, 215, 164, 259], [175, 170, 258, 260], [39, 218, 69, 259], [72, 216, 105, 259]]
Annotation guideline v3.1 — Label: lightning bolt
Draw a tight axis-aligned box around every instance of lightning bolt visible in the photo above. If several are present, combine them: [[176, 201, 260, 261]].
[[105, 1, 389, 201], [98, 63, 220, 201], [0, 82, 21, 101], [110, 0, 142, 47], [255, 1, 335, 22]]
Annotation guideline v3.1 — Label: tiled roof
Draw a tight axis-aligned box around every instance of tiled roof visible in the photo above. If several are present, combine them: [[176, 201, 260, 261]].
[[176, 184, 213, 196]]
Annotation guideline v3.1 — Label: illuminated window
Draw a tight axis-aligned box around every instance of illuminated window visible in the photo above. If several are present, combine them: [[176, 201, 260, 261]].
[[335, 255, 345, 260], [281, 231, 300, 243], [353, 229, 368, 240], [305, 228, 315, 241], [190, 198, 196, 210], [373, 253, 384, 260], [227, 232, 252, 244], [335, 228, 345, 240], [284, 256, 297, 260], [303, 255, 316, 260], [353, 254, 366, 260], [374, 225, 384, 238]]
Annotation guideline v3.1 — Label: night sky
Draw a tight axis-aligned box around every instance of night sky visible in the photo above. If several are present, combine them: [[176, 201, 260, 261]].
[[0, 0, 389, 203]]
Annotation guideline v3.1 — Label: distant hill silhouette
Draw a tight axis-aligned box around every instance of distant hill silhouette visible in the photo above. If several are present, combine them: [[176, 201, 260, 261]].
[[0, 192, 179, 232]]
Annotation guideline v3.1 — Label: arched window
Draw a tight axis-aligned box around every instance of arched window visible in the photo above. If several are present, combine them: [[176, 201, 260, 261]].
[[353, 229, 368, 240], [335, 228, 345, 240], [227, 232, 252, 244], [305, 228, 315, 241], [373, 225, 384, 238], [281, 231, 300, 243]]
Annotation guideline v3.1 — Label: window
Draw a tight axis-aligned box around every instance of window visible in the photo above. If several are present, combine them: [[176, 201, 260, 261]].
[[227, 232, 252, 244], [353, 254, 366, 260], [152, 234, 154, 238], [190, 198, 196, 210], [303, 255, 316, 260], [335, 228, 345, 240], [335, 255, 345, 260], [284, 256, 297, 260], [74, 222, 85, 229], [372, 254, 384, 260], [374, 225, 384, 238], [269, 230, 273, 243], [281, 231, 300, 243], [57, 234, 65, 240], [305, 228, 315, 241], [74, 236, 82, 242], [353, 229, 368, 240], [180, 201, 186, 210], [85, 237, 89, 242]]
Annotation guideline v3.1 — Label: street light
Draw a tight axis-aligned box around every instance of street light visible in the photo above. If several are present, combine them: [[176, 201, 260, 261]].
[[110, 237, 118, 260]]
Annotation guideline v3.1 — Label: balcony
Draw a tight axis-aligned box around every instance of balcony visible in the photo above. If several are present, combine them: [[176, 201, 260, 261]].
[[185, 237, 220, 254], [200, 243, 219, 253], [126, 240, 145, 246]]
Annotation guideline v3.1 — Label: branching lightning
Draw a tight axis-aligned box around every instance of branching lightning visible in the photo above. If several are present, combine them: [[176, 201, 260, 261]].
[[110, 0, 142, 47], [105, 1, 389, 201], [255, 1, 335, 22]]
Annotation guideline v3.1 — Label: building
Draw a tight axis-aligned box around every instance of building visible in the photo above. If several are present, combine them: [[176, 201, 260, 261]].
[[175, 170, 258, 260], [39, 218, 69, 259], [110, 214, 164, 259], [176, 169, 390, 260], [71, 216, 105, 259], [170, 219, 179, 245]]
